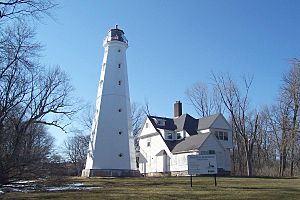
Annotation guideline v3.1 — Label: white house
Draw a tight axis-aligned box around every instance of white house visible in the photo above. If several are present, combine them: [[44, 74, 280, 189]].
[[137, 101, 232, 176]]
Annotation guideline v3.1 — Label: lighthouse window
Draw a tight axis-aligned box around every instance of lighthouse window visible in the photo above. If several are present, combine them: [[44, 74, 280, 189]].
[[118, 108, 122, 112], [102, 63, 106, 71]]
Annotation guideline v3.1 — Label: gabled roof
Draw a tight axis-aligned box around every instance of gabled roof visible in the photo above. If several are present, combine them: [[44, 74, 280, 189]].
[[197, 113, 222, 130], [148, 114, 198, 136], [146, 113, 230, 154], [148, 116, 176, 131], [171, 133, 210, 154]]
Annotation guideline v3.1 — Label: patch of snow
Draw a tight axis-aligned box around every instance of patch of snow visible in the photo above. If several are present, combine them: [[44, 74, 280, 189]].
[[67, 183, 84, 187], [2, 181, 101, 193], [45, 184, 102, 192], [15, 180, 36, 184]]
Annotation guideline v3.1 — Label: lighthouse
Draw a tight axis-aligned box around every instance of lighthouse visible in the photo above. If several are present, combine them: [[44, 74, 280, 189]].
[[82, 26, 139, 177]]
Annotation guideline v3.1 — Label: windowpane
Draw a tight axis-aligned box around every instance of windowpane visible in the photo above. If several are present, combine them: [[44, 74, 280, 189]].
[[219, 132, 224, 140], [224, 132, 228, 140], [215, 132, 219, 139], [209, 150, 215, 154]]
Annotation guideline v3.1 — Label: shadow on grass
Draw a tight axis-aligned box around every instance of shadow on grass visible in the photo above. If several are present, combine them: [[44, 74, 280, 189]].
[[219, 185, 300, 192]]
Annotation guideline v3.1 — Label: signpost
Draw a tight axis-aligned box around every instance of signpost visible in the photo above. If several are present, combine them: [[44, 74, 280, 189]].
[[187, 154, 217, 187]]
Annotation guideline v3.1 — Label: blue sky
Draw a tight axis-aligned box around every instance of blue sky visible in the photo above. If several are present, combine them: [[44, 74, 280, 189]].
[[35, 0, 300, 147]]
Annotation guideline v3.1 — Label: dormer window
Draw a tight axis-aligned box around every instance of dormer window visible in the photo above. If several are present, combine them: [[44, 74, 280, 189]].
[[155, 119, 165, 126], [167, 133, 173, 140], [176, 133, 181, 140]]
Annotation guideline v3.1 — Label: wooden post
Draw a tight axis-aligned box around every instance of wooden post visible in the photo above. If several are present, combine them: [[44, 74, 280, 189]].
[[214, 174, 217, 187], [190, 175, 193, 187]]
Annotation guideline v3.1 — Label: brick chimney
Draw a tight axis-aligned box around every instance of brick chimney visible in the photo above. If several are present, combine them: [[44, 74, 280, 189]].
[[174, 101, 182, 118]]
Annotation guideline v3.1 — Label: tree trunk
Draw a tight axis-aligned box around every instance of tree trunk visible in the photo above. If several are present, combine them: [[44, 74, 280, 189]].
[[280, 149, 287, 176], [246, 151, 253, 177], [290, 147, 294, 177]]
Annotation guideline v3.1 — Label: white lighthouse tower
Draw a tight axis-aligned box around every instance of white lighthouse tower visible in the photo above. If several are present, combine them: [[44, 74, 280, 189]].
[[82, 26, 139, 177]]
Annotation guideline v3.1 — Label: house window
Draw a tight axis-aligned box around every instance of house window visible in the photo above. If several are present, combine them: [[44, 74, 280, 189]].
[[119, 131, 122, 135], [200, 151, 208, 155], [118, 49, 121, 52], [219, 132, 224, 140], [177, 133, 181, 139], [224, 132, 228, 140], [118, 108, 122, 112], [147, 138, 151, 147], [167, 133, 173, 140], [118, 64, 121, 68], [200, 150, 215, 155], [156, 119, 165, 126], [119, 153, 123, 157], [209, 150, 215, 154], [118, 80, 121, 85], [215, 132, 219, 139], [215, 131, 228, 141]]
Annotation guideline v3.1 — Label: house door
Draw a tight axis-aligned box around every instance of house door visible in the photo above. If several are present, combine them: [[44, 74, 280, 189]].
[[163, 151, 170, 172]]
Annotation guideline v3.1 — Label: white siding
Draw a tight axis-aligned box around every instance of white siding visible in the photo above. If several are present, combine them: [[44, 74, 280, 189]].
[[138, 115, 232, 175], [198, 134, 228, 170], [139, 118, 157, 138], [139, 130, 171, 173], [170, 152, 195, 172]]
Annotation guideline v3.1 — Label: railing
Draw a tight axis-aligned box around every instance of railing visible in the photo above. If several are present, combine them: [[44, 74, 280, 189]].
[[103, 35, 128, 45]]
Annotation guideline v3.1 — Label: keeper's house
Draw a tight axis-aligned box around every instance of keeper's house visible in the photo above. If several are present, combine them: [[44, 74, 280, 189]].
[[137, 101, 232, 176]]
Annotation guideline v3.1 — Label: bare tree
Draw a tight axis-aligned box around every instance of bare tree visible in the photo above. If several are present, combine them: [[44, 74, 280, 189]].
[[131, 102, 145, 148], [0, 21, 78, 185], [0, 121, 54, 185], [0, 0, 57, 22], [80, 104, 94, 131], [63, 133, 89, 176], [279, 59, 300, 176], [212, 73, 260, 176], [185, 82, 224, 117], [142, 99, 151, 116], [263, 104, 291, 176]]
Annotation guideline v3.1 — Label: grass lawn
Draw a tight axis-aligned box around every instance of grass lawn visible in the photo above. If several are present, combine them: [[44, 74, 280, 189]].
[[2, 176, 300, 199]]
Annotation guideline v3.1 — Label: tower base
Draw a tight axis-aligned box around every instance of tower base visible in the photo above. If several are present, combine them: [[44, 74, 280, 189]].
[[81, 169, 140, 177]]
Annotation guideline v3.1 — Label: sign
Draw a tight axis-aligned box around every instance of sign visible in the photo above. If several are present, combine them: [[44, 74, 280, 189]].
[[188, 154, 217, 175]]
